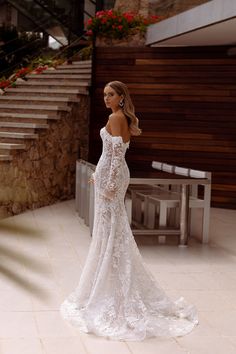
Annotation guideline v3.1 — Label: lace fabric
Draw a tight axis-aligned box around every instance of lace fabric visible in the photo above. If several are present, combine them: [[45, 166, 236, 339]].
[[60, 127, 198, 341]]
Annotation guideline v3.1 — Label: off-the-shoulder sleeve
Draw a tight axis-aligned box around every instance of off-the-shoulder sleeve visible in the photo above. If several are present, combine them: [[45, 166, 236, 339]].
[[104, 136, 124, 200]]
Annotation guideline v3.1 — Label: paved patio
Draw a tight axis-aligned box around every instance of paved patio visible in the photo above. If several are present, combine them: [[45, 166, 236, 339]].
[[0, 200, 236, 354]]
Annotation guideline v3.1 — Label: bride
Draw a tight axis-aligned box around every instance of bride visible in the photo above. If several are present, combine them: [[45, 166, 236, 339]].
[[60, 80, 198, 341]]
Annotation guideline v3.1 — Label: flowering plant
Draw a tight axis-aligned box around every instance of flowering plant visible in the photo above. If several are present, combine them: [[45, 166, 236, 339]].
[[0, 57, 63, 93], [85, 9, 159, 40], [0, 79, 11, 89], [31, 66, 48, 74], [13, 67, 31, 78]]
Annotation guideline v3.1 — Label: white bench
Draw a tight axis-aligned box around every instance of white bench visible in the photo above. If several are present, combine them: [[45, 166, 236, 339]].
[[132, 161, 211, 244]]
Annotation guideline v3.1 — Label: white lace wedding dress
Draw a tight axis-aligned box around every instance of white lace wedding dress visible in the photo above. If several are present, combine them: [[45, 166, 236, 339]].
[[60, 126, 198, 341]]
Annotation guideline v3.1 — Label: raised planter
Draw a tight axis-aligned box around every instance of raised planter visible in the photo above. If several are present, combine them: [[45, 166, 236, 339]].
[[95, 32, 146, 47]]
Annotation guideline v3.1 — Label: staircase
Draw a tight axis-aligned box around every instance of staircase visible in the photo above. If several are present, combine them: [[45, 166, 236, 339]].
[[0, 59, 92, 217], [7, 0, 97, 45]]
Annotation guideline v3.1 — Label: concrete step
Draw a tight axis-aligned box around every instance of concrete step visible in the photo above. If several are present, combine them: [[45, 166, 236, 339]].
[[59, 60, 92, 67], [72, 60, 92, 65], [0, 131, 38, 139], [5, 87, 88, 96], [0, 154, 13, 161], [0, 142, 26, 151], [0, 95, 80, 104], [46, 68, 91, 74], [26, 74, 91, 80], [0, 112, 58, 121], [0, 122, 49, 129], [0, 104, 71, 115], [59, 63, 92, 70], [16, 81, 89, 89]]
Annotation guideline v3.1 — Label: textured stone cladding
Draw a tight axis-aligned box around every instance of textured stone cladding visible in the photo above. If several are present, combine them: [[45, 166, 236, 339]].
[[115, 0, 210, 17], [0, 96, 90, 218], [115, 0, 149, 15]]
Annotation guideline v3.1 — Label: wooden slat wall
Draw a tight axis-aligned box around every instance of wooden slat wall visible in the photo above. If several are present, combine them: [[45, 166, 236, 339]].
[[89, 46, 236, 208]]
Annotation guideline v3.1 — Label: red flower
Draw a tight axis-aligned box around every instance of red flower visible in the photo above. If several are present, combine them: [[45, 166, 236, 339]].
[[117, 25, 123, 31], [14, 67, 30, 77], [34, 66, 47, 74], [86, 29, 93, 36], [107, 9, 113, 16], [0, 79, 11, 89], [96, 10, 106, 18], [123, 12, 135, 22]]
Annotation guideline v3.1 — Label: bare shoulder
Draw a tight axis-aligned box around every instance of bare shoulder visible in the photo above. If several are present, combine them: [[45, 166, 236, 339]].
[[109, 111, 125, 123], [108, 112, 126, 135]]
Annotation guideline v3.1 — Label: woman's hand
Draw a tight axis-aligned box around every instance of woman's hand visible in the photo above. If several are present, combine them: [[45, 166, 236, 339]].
[[102, 189, 115, 201]]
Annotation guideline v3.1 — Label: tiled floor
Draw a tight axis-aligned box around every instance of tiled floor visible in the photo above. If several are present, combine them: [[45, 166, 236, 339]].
[[0, 200, 236, 354]]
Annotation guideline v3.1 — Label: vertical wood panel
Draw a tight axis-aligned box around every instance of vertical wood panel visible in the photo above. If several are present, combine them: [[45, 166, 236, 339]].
[[89, 46, 236, 208]]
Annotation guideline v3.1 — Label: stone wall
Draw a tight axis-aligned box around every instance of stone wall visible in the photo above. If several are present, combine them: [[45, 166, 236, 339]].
[[115, 0, 211, 17], [0, 96, 90, 218], [149, 0, 211, 18], [114, 0, 149, 15]]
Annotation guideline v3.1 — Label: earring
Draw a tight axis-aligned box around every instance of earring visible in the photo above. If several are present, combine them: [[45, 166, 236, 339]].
[[119, 100, 124, 108]]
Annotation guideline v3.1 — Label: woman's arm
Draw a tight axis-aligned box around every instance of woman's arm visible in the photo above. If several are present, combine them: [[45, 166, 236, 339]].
[[104, 114, 124, 199]]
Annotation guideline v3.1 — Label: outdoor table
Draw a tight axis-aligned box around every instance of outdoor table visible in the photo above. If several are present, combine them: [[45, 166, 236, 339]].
[[129, 171, 211, 246]]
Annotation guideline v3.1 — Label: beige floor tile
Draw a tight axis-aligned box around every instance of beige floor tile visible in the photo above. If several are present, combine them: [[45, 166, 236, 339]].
[[202, 310, 236, 336], [34, 311, 78, 338], [127, 337, 187, 354], [187, 272, 236, 291], [221, 290, 236, 310], [181, 311, 220, 337], [51, 256, 83, 275], [68, 233, 91, 254], [15, 238, 49, 259], [46, 241, 78, 260], [155, 273, 202, 291], [0, 312, 38, 338], [51, 257, 82, 293], [30, 289, 64, 311], [1, 200, 236, 354], [80, 334, 131, 354], [42, 337, 87, 354], [177, 290, 234, 311], [139, 246, 175, 266], [23, 267, 60, 293], [0, 289, 33, 312], [0, 267, 28, 292], [225, 336, 236, 348], [177, 335, 236, 354], [0, 338, 43, 354]]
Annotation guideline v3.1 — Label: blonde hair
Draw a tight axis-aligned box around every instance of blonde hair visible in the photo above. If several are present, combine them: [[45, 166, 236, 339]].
[[105, 81, 142, 136]]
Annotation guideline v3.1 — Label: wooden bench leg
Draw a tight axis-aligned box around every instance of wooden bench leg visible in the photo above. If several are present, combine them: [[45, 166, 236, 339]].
[[179, 184, 190, 246], [159, 202, 167, 243], [131, 191, 144, 226], [144, 198, 156, 228], [202, 184, 211, 243]]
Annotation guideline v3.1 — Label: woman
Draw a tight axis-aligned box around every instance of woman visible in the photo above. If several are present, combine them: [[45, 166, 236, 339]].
[[60, 81, 198, 341]]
